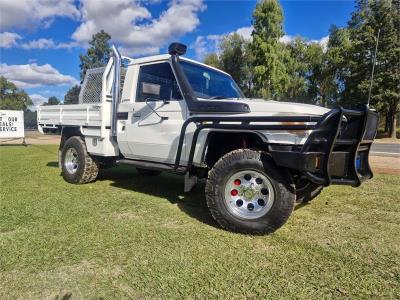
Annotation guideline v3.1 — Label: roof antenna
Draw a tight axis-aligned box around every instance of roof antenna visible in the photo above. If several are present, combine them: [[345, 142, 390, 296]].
[[367, 28, 380, 108]]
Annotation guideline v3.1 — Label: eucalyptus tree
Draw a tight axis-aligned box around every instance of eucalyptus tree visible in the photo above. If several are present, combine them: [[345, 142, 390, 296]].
[[250, 0, 290, 99]]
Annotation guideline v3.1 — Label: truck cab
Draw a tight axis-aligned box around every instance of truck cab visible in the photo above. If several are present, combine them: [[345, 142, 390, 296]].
[[38, 43, 379, 234]]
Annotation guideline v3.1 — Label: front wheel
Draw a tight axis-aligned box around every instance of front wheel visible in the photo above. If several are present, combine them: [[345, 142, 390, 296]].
[[206, 149, 295, 234]]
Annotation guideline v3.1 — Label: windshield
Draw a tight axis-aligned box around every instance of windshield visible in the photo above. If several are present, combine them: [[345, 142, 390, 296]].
[[180, 61, 244, 99]]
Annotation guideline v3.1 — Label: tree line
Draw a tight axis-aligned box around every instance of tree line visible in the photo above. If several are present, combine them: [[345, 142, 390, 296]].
[[0, 1, 398, 137], [204, 0, 399, 138]]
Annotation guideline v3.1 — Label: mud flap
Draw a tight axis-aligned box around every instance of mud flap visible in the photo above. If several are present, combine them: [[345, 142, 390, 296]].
[[184, 173, 198, 192]]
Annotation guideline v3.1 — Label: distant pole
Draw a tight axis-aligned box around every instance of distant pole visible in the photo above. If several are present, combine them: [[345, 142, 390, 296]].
[[367, 28, 380, 108]]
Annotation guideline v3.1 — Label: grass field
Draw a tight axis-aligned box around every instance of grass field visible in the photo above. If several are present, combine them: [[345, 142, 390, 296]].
[[0, 145, 399, 299]]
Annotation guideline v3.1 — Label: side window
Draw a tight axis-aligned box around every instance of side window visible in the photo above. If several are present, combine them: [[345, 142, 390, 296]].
[[136, 62, 182, 102]]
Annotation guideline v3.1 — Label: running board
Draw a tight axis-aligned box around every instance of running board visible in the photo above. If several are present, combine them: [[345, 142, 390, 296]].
[[116, 159, 187, 175]]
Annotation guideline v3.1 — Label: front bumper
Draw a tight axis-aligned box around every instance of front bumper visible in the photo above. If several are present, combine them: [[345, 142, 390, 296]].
[[270, 105, 379, 187]]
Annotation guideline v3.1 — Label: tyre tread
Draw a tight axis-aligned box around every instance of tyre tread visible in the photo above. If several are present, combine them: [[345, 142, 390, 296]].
[[206, 149, 295, 234], [61, 136, 99, 184]]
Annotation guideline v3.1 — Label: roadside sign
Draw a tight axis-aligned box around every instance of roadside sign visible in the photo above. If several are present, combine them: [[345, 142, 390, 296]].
[[0, 110, 25, 139]]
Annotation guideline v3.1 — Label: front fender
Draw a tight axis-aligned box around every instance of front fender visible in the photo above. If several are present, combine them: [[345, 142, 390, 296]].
[[189, 129, 269, 167]]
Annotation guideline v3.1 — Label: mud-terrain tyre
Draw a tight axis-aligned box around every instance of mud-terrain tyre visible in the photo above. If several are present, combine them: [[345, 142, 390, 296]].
[[61, 136, 99, 184], [295, 176, 323, 203], [206, 149, 295, 234], [136, 168, 162, 176]]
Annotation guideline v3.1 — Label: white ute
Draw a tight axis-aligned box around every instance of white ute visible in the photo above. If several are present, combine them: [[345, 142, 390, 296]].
[[38, 43, 379, 234]]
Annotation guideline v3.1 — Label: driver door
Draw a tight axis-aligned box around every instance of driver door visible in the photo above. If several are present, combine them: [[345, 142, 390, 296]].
[[117, 61, 188, 164]]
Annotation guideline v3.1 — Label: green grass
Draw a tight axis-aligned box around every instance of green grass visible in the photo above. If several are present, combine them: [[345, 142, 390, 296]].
[[1, 145, 399, 299]]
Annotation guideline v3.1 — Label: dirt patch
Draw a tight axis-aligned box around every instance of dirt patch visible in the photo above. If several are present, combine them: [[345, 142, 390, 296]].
[[374, 138, 400, 144], [370, 155, 400, 175], [2, 260, 126, 300], [0, 132, 60, 145], [111, 212, 140, 220]]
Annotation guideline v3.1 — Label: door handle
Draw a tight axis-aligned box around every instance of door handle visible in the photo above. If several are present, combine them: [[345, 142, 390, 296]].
[[133, 113, 141, 117]]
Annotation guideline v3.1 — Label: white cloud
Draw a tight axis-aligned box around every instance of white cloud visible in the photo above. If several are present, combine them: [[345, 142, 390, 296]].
[[72, 0, 205, 56], [29, 94, 47, 111], [0, 63, 78, 88], [192, 35, 222, 60], [280, 34, 329, 51], [313, 35, 329, 51], [235, 26, 253, 40], [279, 35, 295, 44], [20, 38, 78, 50], [0, 34, 78, 50], [21, 38, 56, 50], [0, 0, 80, 30], [192, 27, 331, 61], [0, 32, 22, 48], [2, 0, 204, 54], [192, 26, 253, 60]]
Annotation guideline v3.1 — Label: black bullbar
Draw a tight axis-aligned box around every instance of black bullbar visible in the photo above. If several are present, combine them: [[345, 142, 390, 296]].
[[174, 105, 378, 188], [269, 105, 379, 187]]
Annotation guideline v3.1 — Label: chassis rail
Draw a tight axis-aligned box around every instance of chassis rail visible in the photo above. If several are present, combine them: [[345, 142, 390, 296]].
[[175, 105, 378, 187]]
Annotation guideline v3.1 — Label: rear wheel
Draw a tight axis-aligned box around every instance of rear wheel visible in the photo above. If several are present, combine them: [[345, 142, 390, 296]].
[[206, 149, 295, 234], [61, 136, 99, 184]]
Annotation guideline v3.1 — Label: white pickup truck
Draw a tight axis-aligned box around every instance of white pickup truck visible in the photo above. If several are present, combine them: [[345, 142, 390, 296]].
[[38, 43, 378, 234]]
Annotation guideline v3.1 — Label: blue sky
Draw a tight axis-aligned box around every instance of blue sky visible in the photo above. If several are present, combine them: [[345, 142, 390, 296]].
[[0, 0, 355, 108]]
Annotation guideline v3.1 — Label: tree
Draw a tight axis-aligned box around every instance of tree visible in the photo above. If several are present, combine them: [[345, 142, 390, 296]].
[[44, 96, 60, 106], [64, 85, 81, 105], [338, 0, 399, 138], [24, 109, 37, 129], [281, 37, 339, 106], [304, 39, 344, 108], [242, 42, 257, 97], [283, 38, 309, 102], [204, 53, 220, 69], [79, 30, 112, 81], [250, 0, 290, 99], [204, 33, 255, 97], [219, 33, 248, 90], [324, 25, 352, 107], [0, 76, 32, 110], [367, 0, 399, 138]]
